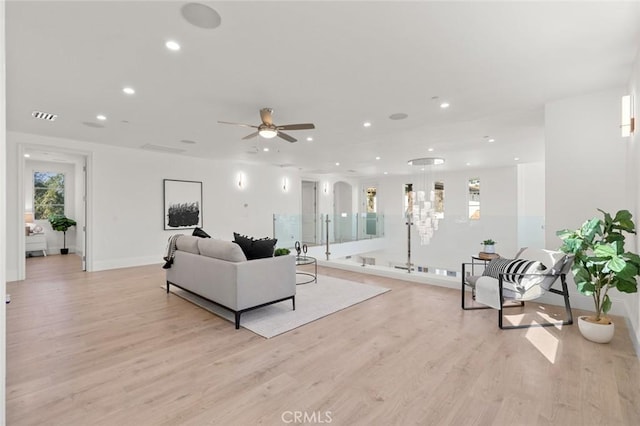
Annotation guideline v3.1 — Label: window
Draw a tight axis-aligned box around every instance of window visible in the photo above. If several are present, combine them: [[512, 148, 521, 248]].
[[468, 178, 480, 220], [34, 171, 65, 220], [404, 183, 413, 217], [366, 187, 377, 213]]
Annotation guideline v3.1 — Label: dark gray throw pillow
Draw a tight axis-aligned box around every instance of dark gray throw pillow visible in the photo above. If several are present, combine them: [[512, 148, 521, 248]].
[[192, 227, 211, 238], [233, 232, 277, 260]]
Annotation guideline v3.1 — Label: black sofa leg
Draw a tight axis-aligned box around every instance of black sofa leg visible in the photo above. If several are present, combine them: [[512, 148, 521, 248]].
[[166, 281, 170, 293], [235, 312, 241, 329], [292, 296, 296, 311]]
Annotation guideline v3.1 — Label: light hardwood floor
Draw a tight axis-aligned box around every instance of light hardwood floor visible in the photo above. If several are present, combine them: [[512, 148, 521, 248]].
[[6, 255, 640, 425]]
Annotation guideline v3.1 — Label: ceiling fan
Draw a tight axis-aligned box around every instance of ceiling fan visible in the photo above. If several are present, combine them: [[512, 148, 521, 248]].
[[218, 108, 315, 143]]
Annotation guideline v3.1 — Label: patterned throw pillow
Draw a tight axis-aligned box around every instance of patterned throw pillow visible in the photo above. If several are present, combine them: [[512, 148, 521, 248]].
[[482, 258, 546, 285]]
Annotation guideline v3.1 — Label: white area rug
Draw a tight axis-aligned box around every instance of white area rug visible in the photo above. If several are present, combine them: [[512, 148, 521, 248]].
[[165, 276, 390, 338]]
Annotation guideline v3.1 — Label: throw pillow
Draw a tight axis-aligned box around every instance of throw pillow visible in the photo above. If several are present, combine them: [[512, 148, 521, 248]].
[[233, 233, 278, 260], [192, 227, 211, 238], [482, 258, 546, 286]]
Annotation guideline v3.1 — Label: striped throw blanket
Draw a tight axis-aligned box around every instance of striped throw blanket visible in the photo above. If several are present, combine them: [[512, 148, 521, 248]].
[[162, 234, 183, 269]]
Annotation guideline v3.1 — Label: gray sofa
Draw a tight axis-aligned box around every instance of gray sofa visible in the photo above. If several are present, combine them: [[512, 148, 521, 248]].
[[166, 235, 296, 329]]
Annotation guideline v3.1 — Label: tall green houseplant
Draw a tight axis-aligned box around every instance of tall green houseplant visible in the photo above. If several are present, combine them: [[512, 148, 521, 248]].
[[48, 214, 77, 254], [556, 209, 640, 323]]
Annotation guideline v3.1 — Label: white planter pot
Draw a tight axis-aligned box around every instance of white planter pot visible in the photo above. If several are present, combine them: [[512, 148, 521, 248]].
[[578, 316, 615, 343], [484, 245, 495, 254]]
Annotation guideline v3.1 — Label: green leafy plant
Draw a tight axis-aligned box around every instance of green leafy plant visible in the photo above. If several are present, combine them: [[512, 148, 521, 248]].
[[274, 248, 291, 256], [48, 215, 77, 250], [481, 239, 496, 245], [556, 209, 640, 322]]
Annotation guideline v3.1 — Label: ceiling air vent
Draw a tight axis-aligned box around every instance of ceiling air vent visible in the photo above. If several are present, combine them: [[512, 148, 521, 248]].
[[141, 144, 186, 154], [32, 111, 57, 121]]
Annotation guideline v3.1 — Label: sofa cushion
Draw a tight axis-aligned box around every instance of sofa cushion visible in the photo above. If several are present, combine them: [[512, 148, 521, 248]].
[[176, 235, 200, 254], [233, 233, 277, 260], [198, 238, 247, 262], [192, 227, 211, 238]]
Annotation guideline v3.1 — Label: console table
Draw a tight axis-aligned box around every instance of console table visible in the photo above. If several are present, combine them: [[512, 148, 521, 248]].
[[26, 233, 47, 256], [295, 255, 317, 285]]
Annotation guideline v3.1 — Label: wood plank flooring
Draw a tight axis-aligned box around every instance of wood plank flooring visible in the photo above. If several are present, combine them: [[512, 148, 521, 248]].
[[6, 255, 640, 425]]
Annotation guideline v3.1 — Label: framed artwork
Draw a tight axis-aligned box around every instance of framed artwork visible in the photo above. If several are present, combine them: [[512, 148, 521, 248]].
[[163, 179, 203, 230]]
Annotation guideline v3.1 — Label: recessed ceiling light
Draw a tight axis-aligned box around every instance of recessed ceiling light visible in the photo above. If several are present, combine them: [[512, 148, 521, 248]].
[[32, 111, 57, 121], [165, 40, 181, 51], [427, 148, 434, 152], [389, 113, 408, 120], [466, 162, 471, 166], [375, 156, 381, 160], [335, 162, 340, 166], [384, 171, 388, 175], [24, 153, 30, 158], [488, 138, 495, 143], [96, 114, 107, 121], [440, 102, 450, 109], [514, 157, 520, 161], [263, 147, 269, 152], [421, 168, 425, 171], [122, 87, 135, 95], [306, 137, 313, 142], [363, 122, 371, 128]]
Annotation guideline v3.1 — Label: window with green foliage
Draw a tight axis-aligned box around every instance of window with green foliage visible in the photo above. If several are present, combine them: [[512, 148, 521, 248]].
[[34, 172, 65, 220]]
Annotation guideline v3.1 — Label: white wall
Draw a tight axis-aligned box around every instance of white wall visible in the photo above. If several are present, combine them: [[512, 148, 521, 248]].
[[545, 88, 630, 316], [627, 47, 640, 350], [517, 162, 545, 249], [1, 1, 7, 421], [6, 132, 302, 281]]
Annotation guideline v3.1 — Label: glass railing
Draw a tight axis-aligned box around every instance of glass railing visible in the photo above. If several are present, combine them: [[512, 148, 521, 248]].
[[273, 212, 385, 249]]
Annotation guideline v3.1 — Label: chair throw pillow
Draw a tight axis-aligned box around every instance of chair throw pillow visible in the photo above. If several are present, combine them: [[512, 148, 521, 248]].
[[482, 258, 547, 288], [233, 232, 278, 260], [192, 227, 211, 238]]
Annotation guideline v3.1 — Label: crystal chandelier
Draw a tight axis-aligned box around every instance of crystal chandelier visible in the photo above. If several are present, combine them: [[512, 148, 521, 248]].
[[407, 157, 445, 245]]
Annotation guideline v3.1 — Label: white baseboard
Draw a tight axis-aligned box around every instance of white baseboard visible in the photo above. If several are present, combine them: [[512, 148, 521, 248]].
[[92, 255, 162, 272]]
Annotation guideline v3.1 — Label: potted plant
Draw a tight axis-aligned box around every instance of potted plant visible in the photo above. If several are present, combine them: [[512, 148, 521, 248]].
[[48, 214, 77, 255], [481, 239, 496, 254], [556, 209, 640, 343], [274, 248, 291, 256]]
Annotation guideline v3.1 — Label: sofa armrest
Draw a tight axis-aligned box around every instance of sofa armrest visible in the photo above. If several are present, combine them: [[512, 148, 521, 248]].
[[235, 255, 296, 310]]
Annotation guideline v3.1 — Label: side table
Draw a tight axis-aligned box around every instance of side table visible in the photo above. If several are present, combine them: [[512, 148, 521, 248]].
[[295, 255, 317, 285]]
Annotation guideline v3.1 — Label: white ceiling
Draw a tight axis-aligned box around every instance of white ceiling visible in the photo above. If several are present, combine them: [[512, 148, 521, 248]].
[[6, 1, 640, 176]]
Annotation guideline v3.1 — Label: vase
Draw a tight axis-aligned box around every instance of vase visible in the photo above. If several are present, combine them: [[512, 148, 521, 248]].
[[484, 244, 495, 254], [60, 248, 69, 255], [578, 316, 615, 343]]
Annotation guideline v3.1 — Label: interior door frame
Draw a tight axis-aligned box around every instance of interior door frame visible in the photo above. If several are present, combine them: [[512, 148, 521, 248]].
[[17, 143, 93, 279]]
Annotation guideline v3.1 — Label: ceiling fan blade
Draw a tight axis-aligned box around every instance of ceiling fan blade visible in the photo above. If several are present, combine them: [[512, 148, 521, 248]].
[[218, 121, 259, 129], [260, 108, 273, 125], [277, 123, 315, 131], [277, 131, 297, 143], [242, 131, 259, 140]]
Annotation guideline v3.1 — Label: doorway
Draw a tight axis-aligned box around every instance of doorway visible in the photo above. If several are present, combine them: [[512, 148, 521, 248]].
[[19, 145, 91, 279], [301, 180, 318, 245], [333, 181, 353, 242]]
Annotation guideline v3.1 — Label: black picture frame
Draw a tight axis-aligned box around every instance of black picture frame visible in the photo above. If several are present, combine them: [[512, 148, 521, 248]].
[[163, 179, 203, 230]]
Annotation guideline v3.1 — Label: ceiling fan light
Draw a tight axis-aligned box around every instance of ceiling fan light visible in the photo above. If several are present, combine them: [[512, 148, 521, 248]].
[[259, 129, 278, 139]]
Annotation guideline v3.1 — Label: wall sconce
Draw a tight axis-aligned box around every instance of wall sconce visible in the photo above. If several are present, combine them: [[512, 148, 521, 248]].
[[237, 172, 245, 189], [622, 94, 635, 137], [282, 177, 289, 192]]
